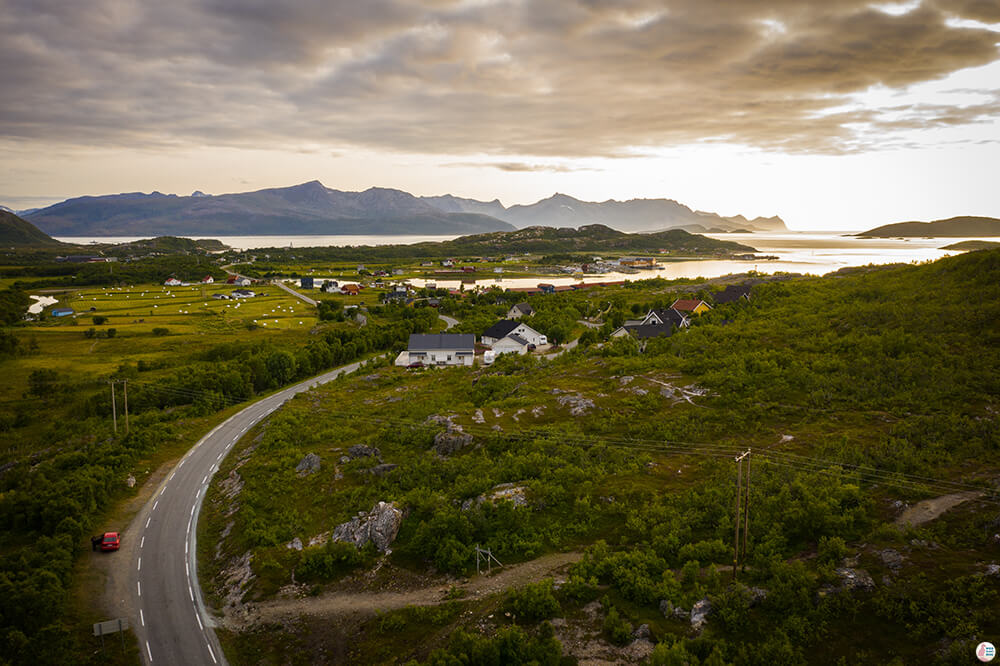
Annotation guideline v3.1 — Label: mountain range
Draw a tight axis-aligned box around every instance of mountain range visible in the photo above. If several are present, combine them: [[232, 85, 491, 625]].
[[16, 181, 787, 237]]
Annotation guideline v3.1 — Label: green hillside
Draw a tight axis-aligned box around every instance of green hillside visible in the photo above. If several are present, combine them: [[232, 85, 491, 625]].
[[202, 249, 999, 664], [0, 210, 63, 246]]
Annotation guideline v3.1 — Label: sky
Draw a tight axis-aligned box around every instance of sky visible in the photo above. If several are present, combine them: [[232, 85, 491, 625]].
[[1, 0, 999, 230]]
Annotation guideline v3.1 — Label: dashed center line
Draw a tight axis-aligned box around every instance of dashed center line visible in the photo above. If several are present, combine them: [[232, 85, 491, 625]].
[[140, 536, 145, 549], [137, 581, 142, 596], [140, 608, 145, 626], [152, 500, 158, 511], [146, 640, 153, 661], [145, 517, 151, 528], [137, 557, 141, 571]]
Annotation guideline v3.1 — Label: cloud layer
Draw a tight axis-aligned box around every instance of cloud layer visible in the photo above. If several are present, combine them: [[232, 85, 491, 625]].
[[2, 0, 998, 157]]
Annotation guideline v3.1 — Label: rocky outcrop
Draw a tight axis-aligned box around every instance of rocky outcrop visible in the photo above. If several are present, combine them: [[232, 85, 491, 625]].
[[835, 567, 875, 591], [690, 598, 712, 632], [555, 392, 595, 416], [295, 453, 321, 476], [331, 501, 403, 553]]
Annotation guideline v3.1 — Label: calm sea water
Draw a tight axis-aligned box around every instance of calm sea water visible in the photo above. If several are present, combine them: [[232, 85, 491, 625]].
[[55, 231, 990, 287]]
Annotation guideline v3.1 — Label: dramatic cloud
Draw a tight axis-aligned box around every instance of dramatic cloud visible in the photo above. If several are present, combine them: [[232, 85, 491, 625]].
[[1, 0, 998, 156]]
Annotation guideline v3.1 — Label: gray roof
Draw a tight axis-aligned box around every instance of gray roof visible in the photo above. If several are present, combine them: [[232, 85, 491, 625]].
[[502, 334, 530, 346], [408, 333, 475, 352], [512, 302, 534, 314], [645, 308, 687, 327], [626, 324, 674, 339]]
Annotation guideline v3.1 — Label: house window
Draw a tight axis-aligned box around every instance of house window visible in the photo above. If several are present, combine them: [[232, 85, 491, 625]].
[[447, 355, 452, 361]]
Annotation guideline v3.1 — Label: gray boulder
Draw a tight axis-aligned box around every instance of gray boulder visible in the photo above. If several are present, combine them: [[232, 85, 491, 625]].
[[295, 453, 321, 476], [632, 623, 651, 640], [879, 548, 905, 570], [331, 501, 403, 553], [348, 444, 381, 459], [434, 430, 473, 456]]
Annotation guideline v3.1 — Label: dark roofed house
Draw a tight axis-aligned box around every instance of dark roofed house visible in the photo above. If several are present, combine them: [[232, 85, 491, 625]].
[[404, 333, 476, 367], [642, 308, 689, 329], [714, 283, 753, 304], [481, 320, 547, 347], [610, 322, 675, 341]]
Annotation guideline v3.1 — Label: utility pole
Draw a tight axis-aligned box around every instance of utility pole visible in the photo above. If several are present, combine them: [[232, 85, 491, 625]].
[[123, 379, 129, 434], [742, 450, 751, 572], [733, 449, 751, 580], [110, 381, 117, 434]]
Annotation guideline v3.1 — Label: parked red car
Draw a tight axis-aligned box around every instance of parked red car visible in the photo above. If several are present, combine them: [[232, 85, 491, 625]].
[[100, 532, 120, 552]]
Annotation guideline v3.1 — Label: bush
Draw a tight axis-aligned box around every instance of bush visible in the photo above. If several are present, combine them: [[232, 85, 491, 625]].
[[297, 541, 364, 581], [83, 328, 96, 339], [505, 578, 561, 622], [92, 315, 107, 325], [106, 328, 117, 338], [152, 327, 169, 336], [602, 601, 632, 646]]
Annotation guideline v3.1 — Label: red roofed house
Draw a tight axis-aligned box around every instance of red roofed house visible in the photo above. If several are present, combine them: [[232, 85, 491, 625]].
[[201, 275, 215, 284], [341, 284, 361, 296], [671, 298, 712, 315]]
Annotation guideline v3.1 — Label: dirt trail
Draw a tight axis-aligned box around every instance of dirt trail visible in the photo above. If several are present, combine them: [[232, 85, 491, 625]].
[[240, 551, 582, 627], [895, 490, 983, 527]]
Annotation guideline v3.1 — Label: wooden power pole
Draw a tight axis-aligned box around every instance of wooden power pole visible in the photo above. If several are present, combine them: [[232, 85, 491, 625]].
[[110, 381, 117, 434], [732, 449, 751, 580]]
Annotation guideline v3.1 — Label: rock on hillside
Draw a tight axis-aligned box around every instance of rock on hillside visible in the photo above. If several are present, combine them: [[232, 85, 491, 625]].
[[331, 501, 403, 553]]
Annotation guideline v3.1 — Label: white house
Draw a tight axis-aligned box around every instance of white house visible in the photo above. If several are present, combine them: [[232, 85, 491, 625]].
[[507, 302, 534, 319], [201, 275, 215, 284], [481, 320, 546, 347], [492, 334, 531, 355], [406, 334, 475, 367], [164, 277, 182, 286]]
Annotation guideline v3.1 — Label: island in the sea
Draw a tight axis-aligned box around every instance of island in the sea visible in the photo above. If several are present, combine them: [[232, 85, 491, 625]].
[[858, 215, 1000, 238]]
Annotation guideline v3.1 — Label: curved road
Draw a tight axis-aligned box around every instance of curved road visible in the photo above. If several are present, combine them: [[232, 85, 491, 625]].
[[127, 358, 373, 665]]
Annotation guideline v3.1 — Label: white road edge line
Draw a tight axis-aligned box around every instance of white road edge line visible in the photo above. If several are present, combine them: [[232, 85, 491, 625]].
[[188, 584, 194, 601], [195, 609, 204, 630], [206, 642, 218, 664]]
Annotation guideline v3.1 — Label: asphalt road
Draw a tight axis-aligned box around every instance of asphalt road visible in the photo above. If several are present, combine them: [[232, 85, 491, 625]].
[[128, 358, 372, 665]]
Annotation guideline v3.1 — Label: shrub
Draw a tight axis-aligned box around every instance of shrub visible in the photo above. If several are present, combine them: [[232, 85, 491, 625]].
[[92, 315, 107, 325], [505, 578, 561, 622], [152, 327, 169, 336]]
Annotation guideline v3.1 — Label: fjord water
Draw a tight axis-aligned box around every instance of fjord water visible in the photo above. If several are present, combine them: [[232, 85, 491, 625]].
[[55, 231, 986, 286]]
